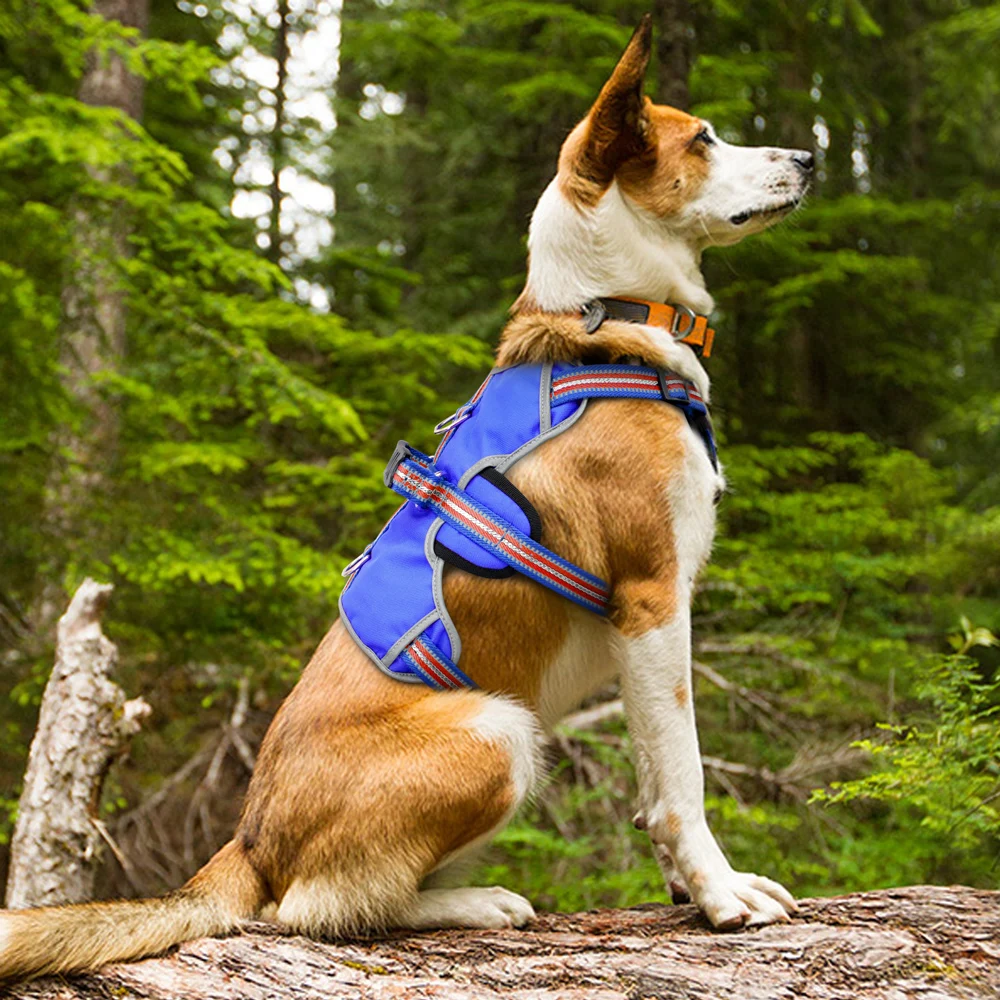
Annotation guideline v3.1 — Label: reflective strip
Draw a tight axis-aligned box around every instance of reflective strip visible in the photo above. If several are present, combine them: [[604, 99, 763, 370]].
[[552, 366, 706, 410], [401, 634, 477, 690], [552, 366, 663, 404], [391, 458, 611, 615]]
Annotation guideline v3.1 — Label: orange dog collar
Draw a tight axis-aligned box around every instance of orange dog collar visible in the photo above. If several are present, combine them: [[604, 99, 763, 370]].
[[581, 297, 715, 358]]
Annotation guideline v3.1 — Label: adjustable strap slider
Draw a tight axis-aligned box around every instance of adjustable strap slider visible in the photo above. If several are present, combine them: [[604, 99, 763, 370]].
[[342, 544, 373, 578], [434, 402, 477, 435], [658, 370, 690, 403]]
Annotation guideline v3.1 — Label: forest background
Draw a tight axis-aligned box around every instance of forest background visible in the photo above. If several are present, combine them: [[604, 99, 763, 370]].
[[1, 0, 998, 911]]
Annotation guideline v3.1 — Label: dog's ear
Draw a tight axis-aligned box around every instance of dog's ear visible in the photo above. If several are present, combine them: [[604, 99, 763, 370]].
[[572, 15, 653, 192]]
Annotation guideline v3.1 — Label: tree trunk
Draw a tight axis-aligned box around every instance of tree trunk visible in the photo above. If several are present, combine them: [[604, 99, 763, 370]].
[[5, 580, 150, 910], [60, 0, 149, 457], [651, 0, 694, 110], [268, 0, 290, 264], [34, 0, 150, 634], [776, 27, 820, 421], [6, 886, 998, 998]]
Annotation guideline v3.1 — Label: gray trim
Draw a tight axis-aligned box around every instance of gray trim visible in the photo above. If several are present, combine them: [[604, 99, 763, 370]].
[[381, 607, 441, 667], [481, 397, 590, 480], [426, 519, 462, 661], [504, 397, 589, 472], [538, 363, 553, 434], [338, 593, 423, 684]]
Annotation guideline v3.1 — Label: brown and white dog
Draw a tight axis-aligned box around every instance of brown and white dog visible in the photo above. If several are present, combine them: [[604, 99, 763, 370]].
[[0, 15, 812, 979]]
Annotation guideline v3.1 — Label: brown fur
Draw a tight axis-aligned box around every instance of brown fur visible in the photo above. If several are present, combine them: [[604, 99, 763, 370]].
[[0, 840, 265, 980], [556, 16, 709, 216], [238, 624, 519, 930], [497, 309, 699, 379], [617, 104, 710, 217], [558, 16, 653, 208], [674, 680, 689, 708]]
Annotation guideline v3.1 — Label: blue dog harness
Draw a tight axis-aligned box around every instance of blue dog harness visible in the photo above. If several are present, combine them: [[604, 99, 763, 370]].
[[340, 362, 716, 690]]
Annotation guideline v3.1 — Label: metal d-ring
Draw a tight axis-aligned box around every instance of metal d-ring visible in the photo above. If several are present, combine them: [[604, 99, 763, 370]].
[[670, 303, 697, 341]]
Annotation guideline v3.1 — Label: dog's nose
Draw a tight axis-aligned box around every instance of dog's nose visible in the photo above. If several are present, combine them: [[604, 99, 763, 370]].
[[792, 150, 815, 173]]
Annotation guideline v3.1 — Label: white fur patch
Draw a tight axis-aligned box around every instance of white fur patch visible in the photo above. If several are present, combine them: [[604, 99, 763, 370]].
[[537, 608, 618, 731], [669, 421, 725, 578], [526, 180, 715, 316], [0, 912, 8, 955], [276, 863, 416, 936], [522, 127, 808, 323], [466, 696, 544, 802], [680, 135, 808, 246], [617, 431, 794, 929]]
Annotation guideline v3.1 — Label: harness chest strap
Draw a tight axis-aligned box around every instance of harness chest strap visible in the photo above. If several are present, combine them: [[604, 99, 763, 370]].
[[370, 364, 715, 690]]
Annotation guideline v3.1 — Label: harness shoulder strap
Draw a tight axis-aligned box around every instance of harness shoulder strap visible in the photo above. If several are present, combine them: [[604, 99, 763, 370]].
[[550, 364, 718, 470]]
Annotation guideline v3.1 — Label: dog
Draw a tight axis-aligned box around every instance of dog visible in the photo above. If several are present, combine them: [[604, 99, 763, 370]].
[[0, 14, 811, 980]]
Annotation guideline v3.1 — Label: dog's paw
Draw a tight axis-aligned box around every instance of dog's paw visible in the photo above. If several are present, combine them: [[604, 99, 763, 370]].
[[403, 886, 536, 930], [693, 871, 797, 930], [475, 886, 537, 929]]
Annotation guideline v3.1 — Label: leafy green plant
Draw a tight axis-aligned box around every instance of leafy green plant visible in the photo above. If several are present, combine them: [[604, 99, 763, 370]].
[[813, 620, 1000, 855]]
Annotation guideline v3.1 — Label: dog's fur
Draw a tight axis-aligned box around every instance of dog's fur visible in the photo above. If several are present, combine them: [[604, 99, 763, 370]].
[[0, 15, 812, 980]]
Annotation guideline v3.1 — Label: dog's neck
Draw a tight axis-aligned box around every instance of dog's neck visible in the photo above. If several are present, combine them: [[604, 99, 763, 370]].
[[521, 179, 715, 317]]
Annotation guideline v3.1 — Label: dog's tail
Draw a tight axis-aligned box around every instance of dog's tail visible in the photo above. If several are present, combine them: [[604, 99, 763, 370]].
[[0, 839, 268, 981]]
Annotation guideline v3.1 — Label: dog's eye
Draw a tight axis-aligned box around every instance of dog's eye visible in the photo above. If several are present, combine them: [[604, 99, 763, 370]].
[[693, 128, 714, 146]]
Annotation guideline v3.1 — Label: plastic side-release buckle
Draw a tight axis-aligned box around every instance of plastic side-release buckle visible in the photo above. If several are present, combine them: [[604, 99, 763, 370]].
[[383, 439, 417, 488]]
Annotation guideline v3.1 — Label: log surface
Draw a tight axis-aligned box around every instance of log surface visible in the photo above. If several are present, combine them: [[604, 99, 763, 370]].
[[8, 885, 999, 998]]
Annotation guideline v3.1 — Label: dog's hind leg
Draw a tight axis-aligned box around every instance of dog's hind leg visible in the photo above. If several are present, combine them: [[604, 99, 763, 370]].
[[251, 675, 544, 938], [393, 696, 543, 930]]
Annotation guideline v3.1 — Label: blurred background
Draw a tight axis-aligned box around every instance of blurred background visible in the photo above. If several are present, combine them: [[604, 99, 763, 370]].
[[1, 0, 998, 908]]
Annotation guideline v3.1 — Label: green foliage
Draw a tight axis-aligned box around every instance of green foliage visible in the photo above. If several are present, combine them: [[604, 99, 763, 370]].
[[814, 622, 1000, 854]]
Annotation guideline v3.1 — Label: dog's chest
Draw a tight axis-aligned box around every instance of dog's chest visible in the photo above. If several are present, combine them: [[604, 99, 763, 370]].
[[670, 420, 724, 583]]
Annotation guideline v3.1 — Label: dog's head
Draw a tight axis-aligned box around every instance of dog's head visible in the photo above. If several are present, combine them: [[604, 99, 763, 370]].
[[558, 15, 812, 248]]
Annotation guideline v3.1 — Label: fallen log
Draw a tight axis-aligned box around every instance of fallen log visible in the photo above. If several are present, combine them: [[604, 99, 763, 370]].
[[7, 885, 998, 998]]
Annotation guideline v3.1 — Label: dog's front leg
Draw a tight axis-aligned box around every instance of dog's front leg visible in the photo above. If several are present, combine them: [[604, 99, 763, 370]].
[[620, 601, 797, 929]]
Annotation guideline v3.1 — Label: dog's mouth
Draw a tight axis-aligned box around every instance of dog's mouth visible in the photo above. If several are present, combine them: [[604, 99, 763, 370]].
[[729, 197, 802, 226]]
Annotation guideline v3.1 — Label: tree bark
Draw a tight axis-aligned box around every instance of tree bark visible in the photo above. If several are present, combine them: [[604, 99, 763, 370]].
[[267, 0, 290, 265], [652, 0, 694, 110], [6, 886, 998, 998], [58, 0, 149, 461], [34, 0, 150, 635], [5, 580, 150, 910]]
